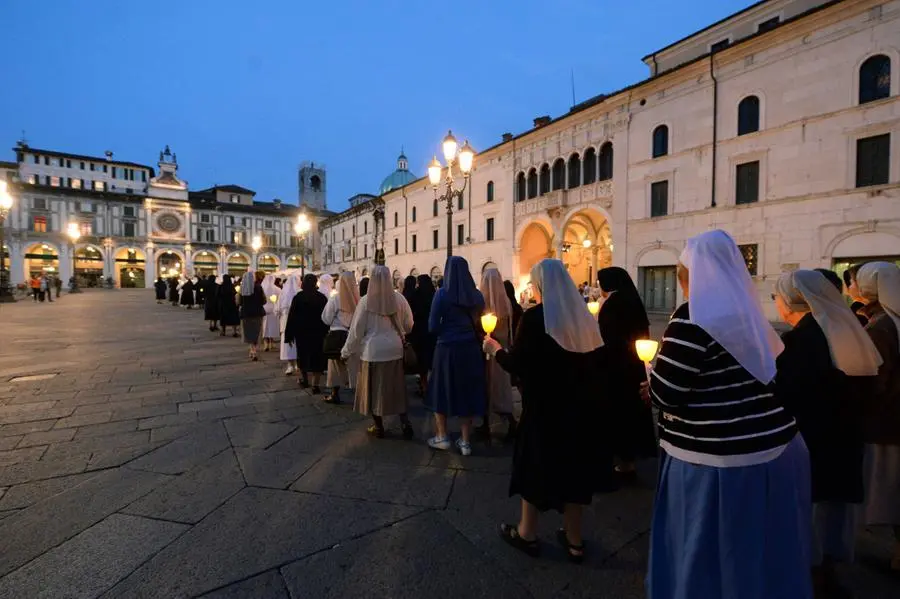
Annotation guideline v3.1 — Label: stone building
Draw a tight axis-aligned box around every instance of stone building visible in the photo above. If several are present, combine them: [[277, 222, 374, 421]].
[[1, 143, 332, 289], [319, 0, 900, 317]]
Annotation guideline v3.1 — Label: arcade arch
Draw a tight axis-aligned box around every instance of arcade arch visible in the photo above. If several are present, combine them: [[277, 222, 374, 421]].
[[114, 247, 145, 288]]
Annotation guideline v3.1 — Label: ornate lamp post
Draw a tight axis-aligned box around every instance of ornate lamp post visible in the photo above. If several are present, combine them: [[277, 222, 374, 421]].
[[67, 222, 82, 293], [0, 181, 15, 302], [294, 211, 311, 277], [428, 131, 475, 259]]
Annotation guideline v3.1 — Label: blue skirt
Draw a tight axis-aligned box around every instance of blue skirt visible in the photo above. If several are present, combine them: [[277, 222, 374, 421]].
[[425, 340, 486, 418], [647, 435, 812, 599]]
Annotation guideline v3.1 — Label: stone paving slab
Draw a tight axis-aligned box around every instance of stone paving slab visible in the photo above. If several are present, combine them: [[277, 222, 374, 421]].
[[0, 472, 100, 511], [127, 423, 230, 475], [197, 570, 290, 598]]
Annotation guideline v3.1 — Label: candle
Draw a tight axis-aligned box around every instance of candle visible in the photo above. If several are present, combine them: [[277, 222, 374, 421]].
[[269, 295, 277, 303], [587, 301, 600, 316], [234, 285, 240, 293], [481, 313, 498, 360], [635, 339, 659, 380]]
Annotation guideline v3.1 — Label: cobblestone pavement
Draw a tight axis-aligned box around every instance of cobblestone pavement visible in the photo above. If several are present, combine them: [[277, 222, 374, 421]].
[[0, 290, 896, 598]]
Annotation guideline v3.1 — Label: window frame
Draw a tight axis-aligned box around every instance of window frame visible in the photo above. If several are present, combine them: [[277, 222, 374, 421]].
[[486, 181, 494, 203], [737, 95, 761, 136], [854, 132, 892, 188], [652, 125, 670, 158], [857, 53, 893, 106], [486, 217, 495, 242], [648, 178, 671, 218], [735, 160, 761, 205]]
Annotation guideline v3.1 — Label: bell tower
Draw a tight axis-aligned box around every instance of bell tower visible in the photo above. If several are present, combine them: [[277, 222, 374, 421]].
[[298, 161, 326, 210]]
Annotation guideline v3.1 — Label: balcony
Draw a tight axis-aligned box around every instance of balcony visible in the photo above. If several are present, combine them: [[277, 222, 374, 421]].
[[513, 180, 613, 219]]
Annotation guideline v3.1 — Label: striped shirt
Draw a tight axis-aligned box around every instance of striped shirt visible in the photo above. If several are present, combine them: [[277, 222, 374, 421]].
[[651, 303, 797, 467]]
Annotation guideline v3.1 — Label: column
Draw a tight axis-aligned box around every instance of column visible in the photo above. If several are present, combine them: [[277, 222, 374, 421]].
[[144, 246, 156, 288], [184, 245, 193, 277], [61, 244, 74, 285], [590, 247, 599, 284], [10, 241, 25, 287]]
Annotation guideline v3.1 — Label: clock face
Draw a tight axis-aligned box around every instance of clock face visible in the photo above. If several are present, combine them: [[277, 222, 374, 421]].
[[157, 214, 181, 233]]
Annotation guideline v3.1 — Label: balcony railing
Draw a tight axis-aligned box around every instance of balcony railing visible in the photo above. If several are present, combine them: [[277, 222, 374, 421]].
[[513, 179, 613, 218]]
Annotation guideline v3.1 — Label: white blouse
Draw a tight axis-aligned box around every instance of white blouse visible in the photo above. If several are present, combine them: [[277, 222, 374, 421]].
[[341, 292, 413, 363], [321, 293, 353, 331]]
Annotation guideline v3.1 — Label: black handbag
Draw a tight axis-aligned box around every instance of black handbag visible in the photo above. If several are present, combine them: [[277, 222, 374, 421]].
[[322, 313, 348, 360], [390, 314, 418, 374]]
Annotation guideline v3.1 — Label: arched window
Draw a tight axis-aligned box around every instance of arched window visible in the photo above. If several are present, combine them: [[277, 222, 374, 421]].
[[567, 154, 581, 189], [860, 54, 891, 104], [486, 181, 494, 202], [652, 125, 669, 158], [598, 142, 613, 181], [737, 96, 760, 135], [526, 168, 538, 199], [551, 159, 565, 191], [433, 198, 438, 217], [539, 164, 550, 195], [516, 172, 526, 202], [309, 175, 322, 191], [583, 148, 597, 184]]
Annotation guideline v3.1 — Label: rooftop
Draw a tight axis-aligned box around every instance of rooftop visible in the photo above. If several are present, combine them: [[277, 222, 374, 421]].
[[12, 144, 156, 173], [196, 184, 256, 196]]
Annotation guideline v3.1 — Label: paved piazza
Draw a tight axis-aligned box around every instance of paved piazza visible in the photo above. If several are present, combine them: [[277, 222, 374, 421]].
[[0, 291, 896, 598]]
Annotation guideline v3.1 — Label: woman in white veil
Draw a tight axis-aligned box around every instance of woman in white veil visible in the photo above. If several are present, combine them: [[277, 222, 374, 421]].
[[318, 273, 334, 297], [261, 274, 281, 352], [276, 273, 300, 374]]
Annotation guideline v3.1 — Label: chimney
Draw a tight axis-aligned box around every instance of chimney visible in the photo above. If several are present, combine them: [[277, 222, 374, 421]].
[[501, 132, 513, 142], [105, 150, 114, 161], [533, 116, 551, 128], [273, 198, 281, 209]]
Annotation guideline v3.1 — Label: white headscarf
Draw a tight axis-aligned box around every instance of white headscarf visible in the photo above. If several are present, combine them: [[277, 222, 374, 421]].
[[239, 271, 254, 296], [276, 273, 300, 312], [337, 271, 360, 314], [480, 268, 511, 318], [318, 273, 334, 297], [531, 259, 603, 353], [776, 270, 882, 376], [680, 229, 782, 383], [261, 274, 279, 301], [856, 261, 900, 344], [366, 265, 397, 316]]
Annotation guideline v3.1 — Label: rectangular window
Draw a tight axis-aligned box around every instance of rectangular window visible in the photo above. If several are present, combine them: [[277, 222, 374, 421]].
[[89, 163, 95, 171], [102, 164, 107, 173], [364, 221, 368, 234], [80, 161, 85, 170], [32, 198, 46, 210], [123, 206, 135, 217], [457, 223, 464, 245], [123, 222, 136, 237], [33, 155, 39, 164], [264, 220, 273, 229], [93, 181, 105, 191], [66, 160, 71, 168], [757, 16, 779, 33], [200, 213, 210, 223], [433, 229, 439, 249], [364, 244, 368, 258], [230, 194, 239, 203], [650, 180, 669, 217], [856, 134, 891, 188], [394, 212, 398, 227], [205, 229, 215, 242], [394, 238, 399, 254], [242, 217, 249, 226], [233, 231, 244, 244], [228, 216, 235, 226], [43, 156, 49, 165], [28, 174, 37, 184], [739, 244, 759, 276], [710, 39, 730, 53], [79, 222, 92, 236], [352, 224, 356, 236], [72, 178, 82, 189], [50, 176, 60, 187], [45, 175, 51, 185], [486, 218, 495, 241], [458, 194, 464, 210], [735, 161, 760, 205], [32, 216, 47, 232], [412, 234, 417, 252], [111, 166, 117, 178]]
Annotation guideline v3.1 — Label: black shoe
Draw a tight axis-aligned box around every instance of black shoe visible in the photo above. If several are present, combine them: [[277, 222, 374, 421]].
[[401, 423, 414, 440]]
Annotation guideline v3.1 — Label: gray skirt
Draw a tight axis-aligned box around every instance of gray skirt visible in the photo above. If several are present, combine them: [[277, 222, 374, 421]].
[[354, 359, 407, 417], [241, 316, 263, 345], [863, 443, 900, 525]]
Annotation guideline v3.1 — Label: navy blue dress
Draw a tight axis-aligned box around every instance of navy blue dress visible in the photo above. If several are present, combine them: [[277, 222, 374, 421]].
[[425, 287, 486, 417]]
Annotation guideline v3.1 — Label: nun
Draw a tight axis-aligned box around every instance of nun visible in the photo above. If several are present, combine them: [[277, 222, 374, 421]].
[[774, 269, 882, 596], [847, 262, 900, 572], [342, 266, 414, 439], [276, 273, 300, 375], [239, 271, 266, 361], [477, 268, 517, 441], [596, 266, 656, 479], [261, 274, 281, 352], [646, 230, 810, 598], [321, 271, 361, 403], [167, 277, 179, 306], [482, 259, 608, 562], [204, 275, 220, 331], [410, 274, 437, 396], [425, 256, 486, 457], [194, 275, 205, 306], [217, 274, 240, 337], [285, 274, 329, 394], [359, 276, 370, 297], [154, 277, 167, 304], [318, 273, 335, 298], [179, 276, 195, 309]]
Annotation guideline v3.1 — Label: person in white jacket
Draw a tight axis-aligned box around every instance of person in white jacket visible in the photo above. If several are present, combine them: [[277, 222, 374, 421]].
[[321, 271, 360, 403], [276, 273, 300, 374], [261, 274, 281, 352], [341, 265, 414, 439]]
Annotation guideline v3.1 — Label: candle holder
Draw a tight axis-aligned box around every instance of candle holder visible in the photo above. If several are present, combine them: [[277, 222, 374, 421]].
[[481, 312, 498, 360]]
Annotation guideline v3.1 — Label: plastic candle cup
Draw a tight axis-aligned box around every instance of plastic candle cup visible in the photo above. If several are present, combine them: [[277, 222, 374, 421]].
[[635, 339, 659, 379], [481, 313, 498, 360], [587, 301, 600, 316], [234, 285, 240, 293], [269, 295, 277, 303]]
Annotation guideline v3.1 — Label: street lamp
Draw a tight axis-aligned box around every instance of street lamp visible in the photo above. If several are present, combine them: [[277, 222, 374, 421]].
[[294, 211, 311, 277], [67, 222, 82, 293], [251, 234, 262, 271], [429, 131, 474, 259], [0, 181, 15, 302]]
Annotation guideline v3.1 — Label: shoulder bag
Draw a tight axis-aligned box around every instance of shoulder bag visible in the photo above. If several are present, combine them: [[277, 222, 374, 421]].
[[322, 312, 349, 360], [389, 312, 419, 374]]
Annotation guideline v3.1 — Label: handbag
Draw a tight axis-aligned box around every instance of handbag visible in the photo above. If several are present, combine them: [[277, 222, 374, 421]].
[[389, 313, 418, 374], [322, 313, 349, 360]]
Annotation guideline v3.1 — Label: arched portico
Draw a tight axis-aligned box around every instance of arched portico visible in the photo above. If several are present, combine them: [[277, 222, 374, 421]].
[[74, 244, 105, 287], [192, 250, 219, 277], [226, 251, 251, 277], [156, 249, 186, 279], [114, 247, 146, 288], [24, 242, 61, 280]]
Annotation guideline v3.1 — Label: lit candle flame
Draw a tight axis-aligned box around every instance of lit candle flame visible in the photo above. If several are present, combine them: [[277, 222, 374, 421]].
[[481, 313, 497, 336], [635, 339, 659, 364], [587, 301, 600, 316], [269, 295, 277, 303]]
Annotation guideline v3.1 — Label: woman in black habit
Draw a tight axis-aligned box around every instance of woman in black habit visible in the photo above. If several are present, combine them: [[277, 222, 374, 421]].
[[195, 276, 205, 306], [596, 266, 657, 478], [284, 273, 329, 394], [154, 277, 167, 304], [167, 277, 179, 306], [410, 274, 437, 395], [218, 274, 240, 337], [483, 259, 611, 562], [180, 277, 195, 309], [204, 275, 220, 331], [503, 280, 524, 341]]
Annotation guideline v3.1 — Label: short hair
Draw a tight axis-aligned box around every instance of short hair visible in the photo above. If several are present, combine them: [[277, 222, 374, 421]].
[[814, 268, 843, 293]]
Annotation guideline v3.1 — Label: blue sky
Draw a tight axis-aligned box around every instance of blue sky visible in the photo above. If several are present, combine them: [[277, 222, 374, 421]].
[[1, 0, 754, 211]]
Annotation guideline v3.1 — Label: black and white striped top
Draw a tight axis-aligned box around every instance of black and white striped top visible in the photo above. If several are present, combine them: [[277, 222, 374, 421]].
[[650, 303, 797, 467]]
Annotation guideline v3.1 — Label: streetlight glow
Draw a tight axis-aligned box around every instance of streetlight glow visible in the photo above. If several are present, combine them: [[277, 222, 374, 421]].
[[294, 212, 310, 236], [458, 140, 475, 174], [427, 156, 442, 187], [442, 130, 458, 164], [251, 235, 262, 252], [67, 222, 81, 243], [0, 181, 12, 211], [582, 239, 592, 248]]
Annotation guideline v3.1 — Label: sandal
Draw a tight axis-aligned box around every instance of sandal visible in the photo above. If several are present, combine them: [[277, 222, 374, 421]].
[[499, 523, 540, 558], [556, 529, 585, 564], [366, 424, 385, 439]]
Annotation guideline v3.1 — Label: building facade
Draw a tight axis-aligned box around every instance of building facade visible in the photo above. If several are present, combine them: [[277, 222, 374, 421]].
[[1, 144, 332, 289], [321, 0, 900, 318]]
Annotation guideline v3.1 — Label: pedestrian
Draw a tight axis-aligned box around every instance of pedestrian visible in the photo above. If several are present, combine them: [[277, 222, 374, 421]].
[[167, 277, 179, 306], [646, 230, 810, 599], [217, 274, 240, 337], [204, 275, 220, 331], [180, 276, 195, 309], [774, 269, 882, 596], [38, 275, 47, 302], [401, 275, 417, 306], [596, 266, 656, 480], [425, 256, 486, 456], [482, 259, 609, 562], [285, 273, 329, 394], [239, 271, 266, 361], [847, 261, 900, 572], [409, 274, 437, 396], [321, 271, 360, 404], [342, 265, 415, 439], [503, 280, 524, 340], [318, 273, 334, 297], [195, 276, 206, 307], [30, 275, 40, 301], [261, 274, 280, 352], [277, 273, 300, 375], [54, 276, 62, 298], [154, 277, 167, 304], [477, 268, 517, 441], [359, 276, 370, 297], [44, 275, 53, 302]]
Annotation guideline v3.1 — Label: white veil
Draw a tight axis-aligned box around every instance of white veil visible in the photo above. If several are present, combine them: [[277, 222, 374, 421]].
[[857, 261, 900, 345], [318, 273, 334, 297], [680, 229, 782, 383], [276, 273, 300, 312], [531, 259, 603, 353]]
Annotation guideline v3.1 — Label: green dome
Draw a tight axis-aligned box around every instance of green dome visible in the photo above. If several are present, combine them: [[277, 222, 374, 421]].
[[379, 151, 417, 195]]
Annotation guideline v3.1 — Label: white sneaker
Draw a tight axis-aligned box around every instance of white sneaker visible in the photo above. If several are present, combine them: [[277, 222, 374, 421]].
[[456, 438, 472, 457], [427, 436, 451, 451], [284, 366, 295, 375]]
